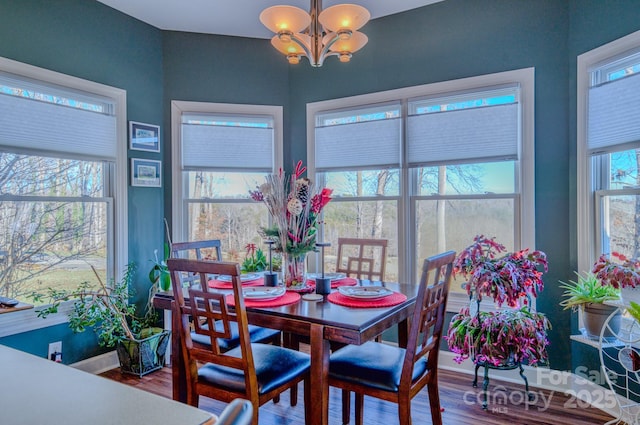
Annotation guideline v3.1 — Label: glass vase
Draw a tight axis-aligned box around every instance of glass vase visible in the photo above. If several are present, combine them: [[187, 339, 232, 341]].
[[283, 253, 308, 288]]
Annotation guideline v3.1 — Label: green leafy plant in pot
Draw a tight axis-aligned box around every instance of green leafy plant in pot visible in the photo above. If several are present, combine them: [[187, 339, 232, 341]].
[[560, 271, 621, 338], [149, 244, 171, 291], [32, 263, 169, 376]]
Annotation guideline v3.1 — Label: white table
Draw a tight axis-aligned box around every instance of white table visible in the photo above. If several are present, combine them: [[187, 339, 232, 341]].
[[0, 344, 216, 425]]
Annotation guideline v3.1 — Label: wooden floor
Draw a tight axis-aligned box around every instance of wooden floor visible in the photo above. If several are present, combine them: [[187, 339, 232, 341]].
[[101, 366, 616, 424]]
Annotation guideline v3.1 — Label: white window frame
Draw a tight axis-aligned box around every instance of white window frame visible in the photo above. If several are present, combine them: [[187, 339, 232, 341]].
[[307, 68, 535, 312], [577, 30, 640, 273], [0, 56, 128, 337], [170, 100, 283, 243]]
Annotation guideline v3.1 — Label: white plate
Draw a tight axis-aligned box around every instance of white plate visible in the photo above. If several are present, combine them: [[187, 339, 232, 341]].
[[242, 286, 286, 301], [337, 286, 393, 300], [306, 272, 346, 281], [217, 273, 262, 283]]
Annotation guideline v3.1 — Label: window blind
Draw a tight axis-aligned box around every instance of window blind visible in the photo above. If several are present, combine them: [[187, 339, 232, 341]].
[[181, 113, 274, 171], [407, 102, 518, 167], [314, 103, 401, 171], [588, 72, 640, 154], [0, 73, 116, 160]]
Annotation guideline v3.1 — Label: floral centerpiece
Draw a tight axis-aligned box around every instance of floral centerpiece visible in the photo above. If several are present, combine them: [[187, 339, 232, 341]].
[[593, 252, 640, 304], [250, 161, 332, 288], [446, 235, 550, 367]]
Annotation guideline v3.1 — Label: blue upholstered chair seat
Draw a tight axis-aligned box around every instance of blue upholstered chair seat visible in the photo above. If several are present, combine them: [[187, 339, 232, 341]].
[[191, 322, 281, 352], [198, 343, 310, 394], [329, 341, 427, 392]]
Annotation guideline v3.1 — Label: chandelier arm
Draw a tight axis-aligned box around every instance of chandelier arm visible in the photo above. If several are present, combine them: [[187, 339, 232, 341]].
[[319, 32, 341, 57], [289, 33, 315, 62]]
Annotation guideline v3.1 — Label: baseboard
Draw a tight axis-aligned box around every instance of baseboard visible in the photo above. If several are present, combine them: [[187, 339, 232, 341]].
[[70, 350, 119, 375], [438, 350, 624, 420]]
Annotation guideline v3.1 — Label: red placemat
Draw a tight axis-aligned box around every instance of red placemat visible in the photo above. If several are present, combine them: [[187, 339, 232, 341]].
[[327, 291, 407, 308], [225, 291, 301, 308], [208, 277, 264, 289]]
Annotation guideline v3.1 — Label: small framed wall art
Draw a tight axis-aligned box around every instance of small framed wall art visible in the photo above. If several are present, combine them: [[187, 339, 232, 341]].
[[131, 158, 161, 187], [129, 121, 160, 152]]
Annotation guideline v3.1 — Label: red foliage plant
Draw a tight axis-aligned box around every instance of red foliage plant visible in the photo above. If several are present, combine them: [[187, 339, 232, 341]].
[[453, 235, 548, 308], [592, 251, 640, 289]]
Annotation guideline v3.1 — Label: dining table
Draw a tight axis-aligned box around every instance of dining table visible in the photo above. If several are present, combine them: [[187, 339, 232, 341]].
[[153, 279, 418, 425]]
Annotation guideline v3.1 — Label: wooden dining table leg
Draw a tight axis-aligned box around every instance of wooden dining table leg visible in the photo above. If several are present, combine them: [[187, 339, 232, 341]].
[[398, 317, 409, 348], [309, 323, 330, 425], [170, 301, 188, 403]]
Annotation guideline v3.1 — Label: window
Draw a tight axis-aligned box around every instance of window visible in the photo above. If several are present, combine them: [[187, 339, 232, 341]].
[[0, 57, 127, 335], [171, 101, 283, 259], [308, 68, 535, 311], [313, 102, 401, 281], [578, 30, 640, 272]]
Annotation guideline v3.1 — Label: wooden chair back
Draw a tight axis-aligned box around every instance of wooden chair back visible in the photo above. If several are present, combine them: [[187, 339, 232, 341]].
[[171, 239, 222, 260], [401, 250, 455, 417], [170, 240, 222, 288], [335, 237, 388, 281], [167, 258, 257, 402]]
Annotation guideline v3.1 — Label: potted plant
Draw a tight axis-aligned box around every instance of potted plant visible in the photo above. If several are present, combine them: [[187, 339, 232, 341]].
[[148, 218, 173, 291], [592, 252, 640, 305], [559, 271, 620, 338], [452, 235, 548, 307], [149, 244, 171, 291], [446, 235, 550, 367], [447, 306, 551, 366], [241, 243, 268, 273], [32, 263, 169, 377]]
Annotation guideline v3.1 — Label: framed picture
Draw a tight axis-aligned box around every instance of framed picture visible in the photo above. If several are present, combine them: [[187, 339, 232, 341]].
[[131, 158, 161, 187], [129, 121, 160, 152]]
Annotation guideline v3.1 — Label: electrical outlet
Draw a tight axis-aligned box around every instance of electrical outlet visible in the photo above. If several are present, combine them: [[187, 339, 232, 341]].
[[48, 341, 62, 362]]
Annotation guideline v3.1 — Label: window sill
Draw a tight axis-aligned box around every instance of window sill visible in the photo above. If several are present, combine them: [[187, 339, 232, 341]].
[[0, 302, 72, 338]]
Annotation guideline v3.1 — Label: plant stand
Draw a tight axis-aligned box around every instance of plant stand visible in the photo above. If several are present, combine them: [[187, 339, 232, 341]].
[[469, 296, 535, 410], [116, 328, 170, 377], [472, 358, 532, 409], [598, 303, 640, 425]]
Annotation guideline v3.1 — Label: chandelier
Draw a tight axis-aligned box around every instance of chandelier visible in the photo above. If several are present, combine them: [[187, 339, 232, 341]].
[[259, 0, 370, 67]]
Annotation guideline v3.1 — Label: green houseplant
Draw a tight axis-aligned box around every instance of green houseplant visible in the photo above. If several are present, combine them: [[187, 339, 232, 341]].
[[149, 244, 171, 291], [241, 243, 268, 273], [33, 263, 169, 376], [559, 271, 620, 338]]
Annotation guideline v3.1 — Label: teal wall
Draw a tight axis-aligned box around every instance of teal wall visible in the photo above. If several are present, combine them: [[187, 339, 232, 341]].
[[1, 0, 640, 372], [0, 0, 164, 363]]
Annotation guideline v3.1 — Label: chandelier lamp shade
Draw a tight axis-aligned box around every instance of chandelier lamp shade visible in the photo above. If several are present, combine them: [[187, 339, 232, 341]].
[[259, 0, 370, 67]]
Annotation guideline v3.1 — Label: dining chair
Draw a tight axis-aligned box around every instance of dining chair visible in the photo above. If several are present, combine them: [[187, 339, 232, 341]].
[[335, 237, 389, 342], [328, 250, 455, 425], [170, 239, 282, 352], [167, 258, 311, 425], [335, 237, 388, 282]]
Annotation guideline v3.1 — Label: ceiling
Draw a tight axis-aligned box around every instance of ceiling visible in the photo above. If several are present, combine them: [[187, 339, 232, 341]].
[[96, 0, 443, 39]]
